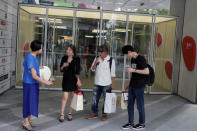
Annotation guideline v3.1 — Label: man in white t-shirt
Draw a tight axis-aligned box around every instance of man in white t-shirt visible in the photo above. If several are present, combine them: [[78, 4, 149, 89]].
[[87, 44, 116, 121]]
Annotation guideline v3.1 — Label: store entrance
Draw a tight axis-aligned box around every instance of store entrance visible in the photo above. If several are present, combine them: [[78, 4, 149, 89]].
[[17, 5, 177, 94]]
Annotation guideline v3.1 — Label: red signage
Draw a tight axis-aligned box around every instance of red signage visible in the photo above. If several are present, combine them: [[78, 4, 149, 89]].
[[165, 61, 173, 79], [157, 33, 162, 47], [182, 36, 196, 71], [0, 20, 6, 26]]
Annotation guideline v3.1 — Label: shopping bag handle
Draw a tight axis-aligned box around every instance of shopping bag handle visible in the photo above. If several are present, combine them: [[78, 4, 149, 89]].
[[74, 88, 83, 95], [106, 87, 112, 93]]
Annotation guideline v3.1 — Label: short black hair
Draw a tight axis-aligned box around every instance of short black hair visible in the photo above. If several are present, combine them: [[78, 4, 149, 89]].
[[98, 44, 108, 53], [122, 45, 135, 54], [30, 40, 42, 51]]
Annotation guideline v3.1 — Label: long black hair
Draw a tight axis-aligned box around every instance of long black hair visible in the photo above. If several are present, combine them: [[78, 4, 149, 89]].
[[66, 44, 76, 57]]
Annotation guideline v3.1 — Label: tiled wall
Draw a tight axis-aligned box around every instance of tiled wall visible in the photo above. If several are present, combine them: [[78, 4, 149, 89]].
[[0, 0, 18, 94]]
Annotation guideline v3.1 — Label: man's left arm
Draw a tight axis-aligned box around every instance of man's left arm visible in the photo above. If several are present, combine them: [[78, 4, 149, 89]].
[[134, 68, 149, 75], [126, 57, 149, 75]]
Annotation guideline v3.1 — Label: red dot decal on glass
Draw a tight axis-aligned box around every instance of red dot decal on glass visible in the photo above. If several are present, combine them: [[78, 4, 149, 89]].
[[157, 33, 162, 47], [182, 36, 196, 71], [165, 61, 173, 79], [23, 42, 30, 58], [1, 20, 6, 26]]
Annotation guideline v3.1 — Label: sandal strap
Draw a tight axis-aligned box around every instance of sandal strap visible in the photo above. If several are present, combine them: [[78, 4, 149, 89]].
[[23, 124, 33, 131], [60, 114, 64, 116], [68, 113, 72, 116]]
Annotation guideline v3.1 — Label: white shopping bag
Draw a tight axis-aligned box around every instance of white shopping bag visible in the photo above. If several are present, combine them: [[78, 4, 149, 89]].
[[104, 93, 117, 113], [71, 92, 83, 111], [120, 93, 128, 110], [122, 93, 128, 101]]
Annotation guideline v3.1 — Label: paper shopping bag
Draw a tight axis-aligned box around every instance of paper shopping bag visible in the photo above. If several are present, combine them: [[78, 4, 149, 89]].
[[71, 92, 83, 111], [120, 93, 128, 110], [122, 92, 128, 101], [104, 93, 117, 113]]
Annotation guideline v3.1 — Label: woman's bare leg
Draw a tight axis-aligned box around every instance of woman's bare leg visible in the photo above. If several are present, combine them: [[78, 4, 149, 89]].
[[23, 117, 30, 125], [68, 92, 74, 114], [60, 92, 68, 115]]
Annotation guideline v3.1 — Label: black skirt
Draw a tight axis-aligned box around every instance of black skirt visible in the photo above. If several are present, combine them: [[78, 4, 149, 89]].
[[62, 75, 77, 92]]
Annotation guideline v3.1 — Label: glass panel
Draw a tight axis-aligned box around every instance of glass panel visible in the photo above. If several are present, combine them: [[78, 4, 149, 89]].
[[46, 8, 74, 88], [151, 18, 176, 92], [75, 10, 100, 89], [101, 12, 126, 91], [127, 15, 153, 92], [16, 6, 46, 87]]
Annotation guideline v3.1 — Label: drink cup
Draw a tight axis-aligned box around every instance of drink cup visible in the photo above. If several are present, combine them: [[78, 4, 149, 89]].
[[49, 76, 55, 82]]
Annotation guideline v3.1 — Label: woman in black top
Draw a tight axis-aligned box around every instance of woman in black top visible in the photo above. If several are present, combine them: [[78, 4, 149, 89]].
[[59, 45, 81, 122]]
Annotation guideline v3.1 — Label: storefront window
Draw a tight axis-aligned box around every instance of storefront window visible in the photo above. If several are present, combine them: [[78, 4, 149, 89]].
[[75, 10, 100, 89], [17, 6, 46, 86], [17, 5, 177, 93]]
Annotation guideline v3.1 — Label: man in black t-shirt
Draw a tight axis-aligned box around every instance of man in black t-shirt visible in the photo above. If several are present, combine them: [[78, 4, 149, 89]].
[[121, 45, 149, 130]]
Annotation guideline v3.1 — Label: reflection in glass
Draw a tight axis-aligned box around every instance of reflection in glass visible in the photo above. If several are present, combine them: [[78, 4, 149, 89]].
[[102, 13, 126, 90], [17, 5, 177, 93], [17, 7, 46, 86], [129, 24, 152, 60], [47, 17, 73, 76], [151, 18, 176, 92], [126, 15, 152, 92], [75, 11, 100, 89], [44, 9, 74, 88]]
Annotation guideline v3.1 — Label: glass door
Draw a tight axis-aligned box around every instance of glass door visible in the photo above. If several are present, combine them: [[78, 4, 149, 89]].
[[128, 15, 153, 93], [101, 12, 127, 91], [75, 10, 100, 90], [46, 8, 74, 88], [150, 16, 177, 93]]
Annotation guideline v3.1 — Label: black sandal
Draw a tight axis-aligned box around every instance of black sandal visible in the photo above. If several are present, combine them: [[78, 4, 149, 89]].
[[22, 124, 34, 131], [59, 114, 65, 122], [67, 113, 72, 121], [29, 121, 35, 127]]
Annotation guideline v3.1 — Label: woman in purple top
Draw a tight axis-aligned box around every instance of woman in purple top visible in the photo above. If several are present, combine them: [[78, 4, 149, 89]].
[[22, 40, 53, 131]]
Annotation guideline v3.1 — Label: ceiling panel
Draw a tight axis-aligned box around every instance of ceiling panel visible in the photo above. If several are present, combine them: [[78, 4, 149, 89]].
[[76, 10, 100, 19], [48, 8, 74, 17], [20, 5, 175, 23], [20, 6, 46, 15], [156, 16, 175, 23], [103, 12, 127, 21], [129, 15, 153, 23]]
